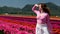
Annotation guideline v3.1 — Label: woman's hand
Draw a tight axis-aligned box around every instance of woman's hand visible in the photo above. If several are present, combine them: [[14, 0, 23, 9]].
[[50, 30, 54, 34], [34, 4, 38, 7]]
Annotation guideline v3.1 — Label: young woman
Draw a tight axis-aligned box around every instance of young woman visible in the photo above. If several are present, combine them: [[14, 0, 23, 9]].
[[32, 3, 53, 34]]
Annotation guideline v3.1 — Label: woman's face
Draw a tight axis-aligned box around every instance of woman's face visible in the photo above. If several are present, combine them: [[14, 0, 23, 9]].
[[38, 4, 42, 10]]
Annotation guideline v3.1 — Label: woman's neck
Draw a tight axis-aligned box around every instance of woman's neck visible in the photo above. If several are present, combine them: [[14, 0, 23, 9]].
[[40, 10, 44, 13]]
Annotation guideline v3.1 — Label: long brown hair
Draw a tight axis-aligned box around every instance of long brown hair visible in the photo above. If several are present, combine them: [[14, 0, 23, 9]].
[[38, 3, 50, 16]]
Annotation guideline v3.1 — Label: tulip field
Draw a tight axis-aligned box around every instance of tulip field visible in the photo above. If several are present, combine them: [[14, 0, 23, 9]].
[[0, 16, 60, 34]]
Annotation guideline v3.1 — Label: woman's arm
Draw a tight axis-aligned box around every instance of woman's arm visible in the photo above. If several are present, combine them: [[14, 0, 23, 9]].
[[46, 14, 53, 34], [32, 4, 38, 14]]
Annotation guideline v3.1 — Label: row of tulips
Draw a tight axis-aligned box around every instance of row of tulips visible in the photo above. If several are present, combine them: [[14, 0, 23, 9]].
[[0, 22, 60, 34]]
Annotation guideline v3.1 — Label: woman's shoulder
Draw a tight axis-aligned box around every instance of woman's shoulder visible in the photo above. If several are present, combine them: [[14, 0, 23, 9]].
[[43, 12, 48, 15], [43, 13, 49, 16]]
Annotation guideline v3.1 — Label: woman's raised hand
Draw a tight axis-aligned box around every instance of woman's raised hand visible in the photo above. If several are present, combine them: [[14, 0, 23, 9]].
[[34, 4, 38, 7]]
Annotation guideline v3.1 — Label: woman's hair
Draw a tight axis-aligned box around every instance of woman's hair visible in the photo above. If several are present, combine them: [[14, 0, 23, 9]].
[[38, 3, 50, 16]]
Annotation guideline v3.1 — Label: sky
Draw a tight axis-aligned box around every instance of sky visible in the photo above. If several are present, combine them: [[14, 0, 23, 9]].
[[0, 0, 60, 9]]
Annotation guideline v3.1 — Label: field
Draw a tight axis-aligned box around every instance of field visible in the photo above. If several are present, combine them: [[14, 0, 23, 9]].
[[0, 15, 60, 34]]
